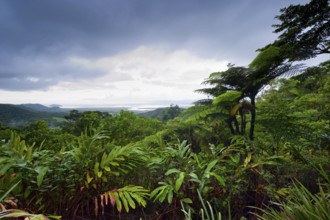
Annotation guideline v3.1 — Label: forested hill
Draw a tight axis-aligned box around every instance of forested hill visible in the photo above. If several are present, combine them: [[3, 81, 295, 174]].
[[139, 105, 183, 122], [19, 103, 63, 112], [0, 104, 66, 127]]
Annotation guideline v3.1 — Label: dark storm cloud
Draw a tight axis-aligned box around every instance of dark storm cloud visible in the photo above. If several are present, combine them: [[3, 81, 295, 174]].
[[0, 0, 308, 91]]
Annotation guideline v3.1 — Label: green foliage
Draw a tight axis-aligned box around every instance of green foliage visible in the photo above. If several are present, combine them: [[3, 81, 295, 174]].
[[213, 91, 242, 105], [0, 209, 51, 220], [140, 104, 183, 122], [181, 189, 222, 220], [256, 63, 330, 149], [269, 0, 330, 61], [63, 110, 106, 135], [97, 185, 149, 214], [0, 104, 66, 128], [249, 46, 282, 72], [102, 110, 164, 146], [159, 105, 183, 122], [253, 182, 330, 220], [194, 59, 292, 140], [21, 120, 50, 147], [0, 3, 329, 218], [0, 129, 151, 218]]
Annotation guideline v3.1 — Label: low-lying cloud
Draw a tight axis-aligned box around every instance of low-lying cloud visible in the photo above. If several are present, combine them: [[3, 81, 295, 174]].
[[0, 47, 228, 107]]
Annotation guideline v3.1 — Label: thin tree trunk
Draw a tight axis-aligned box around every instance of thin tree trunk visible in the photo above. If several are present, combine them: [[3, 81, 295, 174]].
[[233, 116, 240, 134], [227, 118, 235, 135], [240, 109, 246, 135]]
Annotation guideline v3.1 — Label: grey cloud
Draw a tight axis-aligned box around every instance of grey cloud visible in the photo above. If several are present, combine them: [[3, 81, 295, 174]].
[[0, 0, 309, 91], [1, 0, 301, 56], [0, 54, 106, 90], [0, 77, 54, 91]]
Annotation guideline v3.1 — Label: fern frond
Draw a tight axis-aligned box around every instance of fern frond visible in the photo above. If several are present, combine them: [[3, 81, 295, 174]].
[[97, 185, 149, 214]]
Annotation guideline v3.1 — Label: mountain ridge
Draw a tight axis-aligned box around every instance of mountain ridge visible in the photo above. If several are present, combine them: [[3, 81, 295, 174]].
[[0, 104, 66, 127]]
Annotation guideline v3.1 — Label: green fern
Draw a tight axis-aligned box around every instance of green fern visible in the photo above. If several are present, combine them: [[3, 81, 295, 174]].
[[251, 182, 330, 220], [213, 91, 242, 105], [97, 185, 149, 214]]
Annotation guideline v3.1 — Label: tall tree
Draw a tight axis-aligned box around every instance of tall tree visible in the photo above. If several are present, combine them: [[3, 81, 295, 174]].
[[195, 47, 294, 141], [263, 0, 330, 61], [195, 65, 248, 135], [248, 46, 295, 139], [192, 0, 329, 140], [195, 65, 256, 139]]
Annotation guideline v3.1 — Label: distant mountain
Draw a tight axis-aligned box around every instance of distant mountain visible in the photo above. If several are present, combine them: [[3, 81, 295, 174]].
[[139, 105, 183, 121], [139, 108, 168, 118], [19, 103, 64, 112], [70, 107, 128, 114], [0, 104, 66, 127]]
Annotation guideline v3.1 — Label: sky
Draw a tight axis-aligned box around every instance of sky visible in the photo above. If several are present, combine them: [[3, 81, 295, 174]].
[[0, 0, 321, 109]]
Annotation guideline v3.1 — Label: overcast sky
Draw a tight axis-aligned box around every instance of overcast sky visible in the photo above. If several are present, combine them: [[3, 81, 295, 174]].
[[0, 0, 317, 108]]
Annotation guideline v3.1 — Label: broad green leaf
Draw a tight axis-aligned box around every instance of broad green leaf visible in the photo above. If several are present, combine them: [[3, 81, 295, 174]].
[[0, 210, 47, 219], [113, 192, 122, 212], [175, 172, 185, 192], [205, 160, 218, 174], [167, 189, 173, 203], [151, 186, 166, 201], [244, 152, 252, 167], [94, 162, 100, 176], [119, 191, 129, 212], [124, 192, 136, 209], [213, 91, 242, 104], [110, 161, 120, 166], [0, 181, 20, 202], [158, 186, 169, 202], [86, 173, 93, 183], [0, 163, 13, 174], [103, 166, 111, 172], [189, 172, 199, 179], [210, 172, 226, 186], [150, 187, 163, 199], [36, 166, 48, 187], [189, 178, 202, 184], [130, 192, 147, 207], [181, 198, 193, 204], [100, 152, 107, 169], [165, 168, 181, 176]]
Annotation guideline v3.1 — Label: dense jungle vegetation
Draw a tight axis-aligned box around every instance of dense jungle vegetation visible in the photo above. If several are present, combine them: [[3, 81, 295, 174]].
[[0, 0, 329, 219]]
